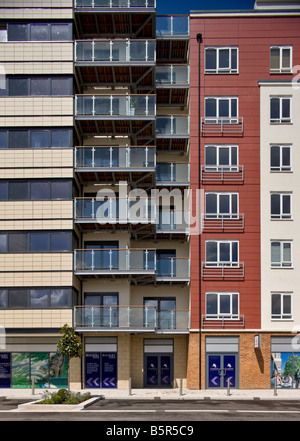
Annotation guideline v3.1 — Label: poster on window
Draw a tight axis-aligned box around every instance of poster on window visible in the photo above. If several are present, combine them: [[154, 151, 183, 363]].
[[0, 353, 11, 388], [271, 352, 300, 389]]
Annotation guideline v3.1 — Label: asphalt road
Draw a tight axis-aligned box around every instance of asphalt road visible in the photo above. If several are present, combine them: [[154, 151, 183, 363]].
[[0, 398, 300, 424]]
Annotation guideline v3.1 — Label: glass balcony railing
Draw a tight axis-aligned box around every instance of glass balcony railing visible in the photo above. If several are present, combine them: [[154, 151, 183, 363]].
[[74, 198, 156, 224], [75, 146, 156, 169], [156, 257, 190, 280], [156, 163, 190, 185], [156, 65, 189, 86], [156, 16, 190, 37], [156, 116, 190, 136], [75, 0, 156, 8], [75, 40, 156, 63], [157, 210, 190, 232], [74, 306, 190, 331], [75, 95, 156, 117], [74, 249, 156, 273]]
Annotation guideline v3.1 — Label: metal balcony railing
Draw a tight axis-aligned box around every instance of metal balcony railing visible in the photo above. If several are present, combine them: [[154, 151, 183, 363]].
[[156, 65, 190, 86], [156, 116, 190, 136], [75, 40, 156, 63], [74, 146, 156, 169], [201, 214, 244, 231], [74, 306, 190, 331], [201, 165, 244, 182], [75, 95, 156, 117], [202, 262, 244, 279], [201, 117, 244, 134], [156, 16, 190, 37], [156, 163, 190, 185], [75, 0, 156, 8], [74, 248, 156, 273], [156, 257, 190, 280], [157, 210, 190, 233], [201, 314, 245, 329]]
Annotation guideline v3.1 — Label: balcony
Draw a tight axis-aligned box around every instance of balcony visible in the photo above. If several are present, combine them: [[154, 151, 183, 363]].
[[156, 210, 190, 240], [201, 165, 244, 183], [202, 262, 244, 279], [156, 16, 189, 64], [156, 163, 190, 186], [156, 65, 189, 107], [75, 0, 156, 9], [156, 16, 189, 38], [156, 257, 190, 283], [201, 214, 244, 232], [74, 248, 156, 283], [201, 314, 245, 329], [156, 116, 190, 151], [75, 94, 156, 140], [74, 146, 156, 185], [74, 306, 190, 333], [201, 117, 244, 136]]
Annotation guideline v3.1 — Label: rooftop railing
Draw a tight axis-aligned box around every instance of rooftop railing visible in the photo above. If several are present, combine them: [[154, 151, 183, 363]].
[[75, 0, 156, 8], [156, 16, 190, 37]]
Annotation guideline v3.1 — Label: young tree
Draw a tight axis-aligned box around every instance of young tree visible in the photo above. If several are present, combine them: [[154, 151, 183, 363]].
[[57, 324, 83, 390]]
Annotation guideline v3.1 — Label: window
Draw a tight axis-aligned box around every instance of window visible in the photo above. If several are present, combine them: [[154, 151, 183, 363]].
[[271, 293, 292, 320], [0, 128, 73, 149], [84, 293, 119, 327], [270, 97, 291, 123], [7, 76, 73, 96], [270, 145, 291, 172], [0, 180, 73, 201], [271, 241, 292, 268], [144, 298, 176, 329], [0, 231, 74, 253], [205, 240, 239, 266], [271, 193, 292, 219], [205, 193, 238, 219], [206, 292, 239, 319], [270, 46, 292, 73], [205, 47, 238, 74], [205, 97, 238, 123], [7, 23, 72, 42], [0, 287, 74, 309], [205, 145, 238, 171]]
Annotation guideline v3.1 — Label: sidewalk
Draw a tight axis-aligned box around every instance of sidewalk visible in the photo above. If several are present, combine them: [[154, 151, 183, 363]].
[[1, 387, 300, 401]]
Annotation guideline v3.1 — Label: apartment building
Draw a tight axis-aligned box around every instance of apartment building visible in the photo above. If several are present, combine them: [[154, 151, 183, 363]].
[[189, 0, 300, 390], [0, 0, 192, 390]]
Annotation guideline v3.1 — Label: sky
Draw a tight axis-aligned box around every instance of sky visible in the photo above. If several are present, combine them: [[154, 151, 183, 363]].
[[156, 0, 256, 15]]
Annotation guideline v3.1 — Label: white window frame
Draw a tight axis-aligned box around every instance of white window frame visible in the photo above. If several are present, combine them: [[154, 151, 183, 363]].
[[270, 144, 292, 172], [205, 47, 239, 74], [205, 292, 240, 319], [270, 96, 292, 124], [271, 240, 292, 268], [205, 192, 239, 219], [271, 192, 292, 220], [205, 240, 239, 267], [270, 46, 292, 74], [204, 144, 239, 171], [271, 292, 293, 320], [205, 97, 239, 124]]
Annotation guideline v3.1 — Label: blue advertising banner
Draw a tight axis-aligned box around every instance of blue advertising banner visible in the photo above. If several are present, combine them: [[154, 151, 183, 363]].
[[85, 353, 100, 388], [208, 355, 221, 388], [101, 353, 117, 388], [0, 353, 11, 388]]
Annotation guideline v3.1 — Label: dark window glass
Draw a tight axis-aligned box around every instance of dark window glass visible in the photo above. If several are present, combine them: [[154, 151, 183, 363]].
[[51, 129, 72, 147], [51, 289, 72, 307], [205, 99, 216, 117], [51, 24, 71, 41], [8, 289, 28, 308], [31, 131, 49, 148], [7, 24, 28, 41], [231, 49, 238, 70], [271, 98, 280, 120], [219, 49, 230, 69], [219, 99, 229, 117], [271, 194, 280, 215], [282, 99, 290, 118], [0, 289, 7, 308], [0, 182, 8, 201], [206, 49, 216, 71], [30, 24, 49, 41], [206, 242, 217, 262], [9, 130, 29, 149], [205, 146, 217, 165], [282, 147, 291, 167], [271, 146, 280, 168], [9, 181, 29, 200], [51, 233, 71, 252], [206, 293, 218, 315], [9, 78, 28, 96], [30, 289, 49, 308], [31, 78, 50, 96], [51, 181, 72, 199], [51, 78, 72, 96], [8, 233, 28, 252], [272, 294, 281, 315], [0, 131, 8, 148], [30, 233, 49, 252], [31, 181, 51, 200], [0, 235, 7, 252]]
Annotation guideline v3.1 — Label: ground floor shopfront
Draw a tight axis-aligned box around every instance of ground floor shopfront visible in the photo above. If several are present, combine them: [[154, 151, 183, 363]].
[[1, 332, 300, 390]]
